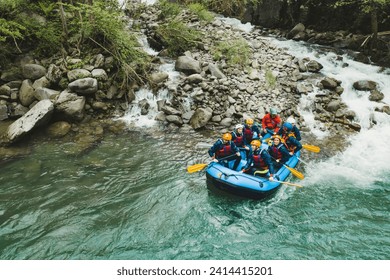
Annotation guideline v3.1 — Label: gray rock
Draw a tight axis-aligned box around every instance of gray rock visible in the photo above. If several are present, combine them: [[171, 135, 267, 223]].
[[175, 56, 201, 75], [320, 77, 339, 89], [55, 90, 86, 121], [32, 76, 50, 89], [22, 64, 46, 80], [353, 80, 377, 91], [67, 69, 92, 82], [150, 72, 169, 84], [166, 115, 183, 125], [161, 105, 181, 115], [186, 74, 203, 84], [0, 85, 11, 96], [19, 79, 36, 107], [68, 78, 98, 95], [208, 63, 226, 79], [34, 87, 60, 101], [369, 90, 384, 102], [91, 69, 108, 81], [326, 100, 341, 112], [6, 100, 54, 143], [46, 64, 62, 84], [190, 108, 213, 129]]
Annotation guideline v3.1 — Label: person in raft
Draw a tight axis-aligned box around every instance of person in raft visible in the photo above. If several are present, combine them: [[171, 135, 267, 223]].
[[268, 135, 291, 170], [261, 107, 282, 136], [243, 118, 261, 145], [278, 122, 302, 155], [208, 132, 241, 171], [240, 140, 276, 181], [232, 124, 250, 158], [285, 116, 301, 141]]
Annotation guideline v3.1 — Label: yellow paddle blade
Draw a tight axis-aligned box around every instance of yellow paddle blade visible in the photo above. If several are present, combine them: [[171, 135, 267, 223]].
[[284, 165, 305, 180], [275, 181, 303, 188], [302, 144, 321, 153], [187, 163, 208, 173]]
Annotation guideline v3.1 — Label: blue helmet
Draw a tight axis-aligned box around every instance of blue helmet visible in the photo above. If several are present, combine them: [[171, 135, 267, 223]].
[[283, 122, 293, 131]]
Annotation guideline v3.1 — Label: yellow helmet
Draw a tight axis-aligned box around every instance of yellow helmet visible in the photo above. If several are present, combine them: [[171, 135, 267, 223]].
[[250, 140, 261, 148], [222, 133, 232, 141], [245, 118, 254, 125], [272, 135, 282, 141]]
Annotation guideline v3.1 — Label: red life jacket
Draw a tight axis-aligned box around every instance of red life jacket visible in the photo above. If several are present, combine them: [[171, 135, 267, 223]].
[[253, 149, 267, 169], [233, 132, 244, 147], [216, 143, 233, 158], [244, 127, 254, 143], [269, 144, 283, 160]]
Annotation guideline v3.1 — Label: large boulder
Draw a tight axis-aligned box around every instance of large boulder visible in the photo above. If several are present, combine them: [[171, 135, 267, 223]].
[[175, 56, 201, 75], [353, 80, 377, 91], [55, 90, 86, 121], [22, 64, 46, 80], [189, 108, 213, 129], [19, 79, 36, 107], [5, 100, 54, 144]]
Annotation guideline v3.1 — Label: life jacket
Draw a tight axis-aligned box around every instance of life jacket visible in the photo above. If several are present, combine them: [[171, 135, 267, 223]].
[[253, 148, 268, 170], [244, 126, 254, 143], [216, 142, 233, 158], [233, 132, 244, 147], [269, 144, 284, 160], [282, 132, 297, 153], [263, 114, 280, 129]]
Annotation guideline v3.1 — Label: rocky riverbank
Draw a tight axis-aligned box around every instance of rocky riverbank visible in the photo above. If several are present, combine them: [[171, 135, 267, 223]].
[[1, 1, 389, 163]]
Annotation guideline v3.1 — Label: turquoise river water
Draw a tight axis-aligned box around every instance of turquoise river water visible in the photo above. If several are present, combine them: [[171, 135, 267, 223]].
[[0, 130, 389, 260]]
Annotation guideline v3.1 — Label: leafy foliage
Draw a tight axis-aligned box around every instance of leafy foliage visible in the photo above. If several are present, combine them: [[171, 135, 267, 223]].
[[156, 20, 201, 56], [211, 39, 251, 66], [0, 18, 25, 42], [157, 0, 182, 20], [188, 3, 214, 22], [0, 0, 151, 84], [265, 69, 277, 89]]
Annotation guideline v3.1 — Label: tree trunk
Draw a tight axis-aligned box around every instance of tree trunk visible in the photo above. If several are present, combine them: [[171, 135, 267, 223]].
[[58, 0, 69, 51], [370, 1, 378, 51]]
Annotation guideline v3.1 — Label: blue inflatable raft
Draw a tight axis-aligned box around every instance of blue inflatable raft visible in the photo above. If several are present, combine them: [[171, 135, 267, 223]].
[[206, 139, 301, 200]]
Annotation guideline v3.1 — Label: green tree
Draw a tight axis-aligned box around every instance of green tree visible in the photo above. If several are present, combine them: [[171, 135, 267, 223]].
[[333, 0, 390, 50]]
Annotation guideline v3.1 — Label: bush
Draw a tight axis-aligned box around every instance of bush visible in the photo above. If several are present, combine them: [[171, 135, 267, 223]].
[[188, 3, 214, 22], [211, 38, 251, 66], [157, 0, 181, 20], [156, 20, 201, 56]]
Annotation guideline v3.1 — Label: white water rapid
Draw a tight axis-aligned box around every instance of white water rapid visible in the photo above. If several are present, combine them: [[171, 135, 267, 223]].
[[271, 39, 390, 187]]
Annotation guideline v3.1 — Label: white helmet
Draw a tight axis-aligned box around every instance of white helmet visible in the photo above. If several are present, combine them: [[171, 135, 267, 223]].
[[235, 124, 244, 130], [286, 117, 296, 125]]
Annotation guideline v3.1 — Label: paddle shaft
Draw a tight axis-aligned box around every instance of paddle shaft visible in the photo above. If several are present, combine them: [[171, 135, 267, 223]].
[[274, 180, 303, 188]]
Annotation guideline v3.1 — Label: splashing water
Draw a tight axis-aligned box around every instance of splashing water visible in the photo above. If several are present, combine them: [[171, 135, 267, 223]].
[[271, 39, 390, 188]]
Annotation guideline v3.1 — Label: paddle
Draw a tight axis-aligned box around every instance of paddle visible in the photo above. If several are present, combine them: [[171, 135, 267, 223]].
[[302, 144, 320, 153], [283, 164, 305, 180], [186, 154, 238, 173], [269, 155, 305, 180], [274, 180, 303, 188]]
